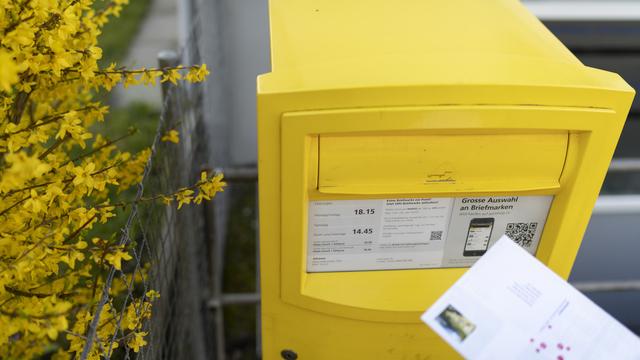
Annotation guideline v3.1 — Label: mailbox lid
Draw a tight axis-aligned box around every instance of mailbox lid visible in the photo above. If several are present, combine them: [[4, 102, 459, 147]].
[[318, 132, 568, 195], [260, 0, 633, 98], [268, 0, 578, 71]]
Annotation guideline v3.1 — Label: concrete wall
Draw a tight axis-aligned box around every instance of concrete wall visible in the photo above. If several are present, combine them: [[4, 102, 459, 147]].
[[570, 199, 640, 331], [190, 0, 270, 167]]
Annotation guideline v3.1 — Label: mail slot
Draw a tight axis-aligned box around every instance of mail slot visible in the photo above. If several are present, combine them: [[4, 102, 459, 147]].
[[318, 132, 568, 194], [257, 0, 634, 359]]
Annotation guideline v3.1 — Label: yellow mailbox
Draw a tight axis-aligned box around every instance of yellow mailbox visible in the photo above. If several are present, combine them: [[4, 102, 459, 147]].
[[257, 0, 634, 358]]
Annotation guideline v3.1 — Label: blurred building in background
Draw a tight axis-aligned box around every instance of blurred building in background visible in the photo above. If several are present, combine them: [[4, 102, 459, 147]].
[[525, 0, 640, 333]]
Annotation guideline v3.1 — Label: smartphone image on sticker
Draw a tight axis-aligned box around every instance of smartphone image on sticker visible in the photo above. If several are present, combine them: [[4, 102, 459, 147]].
[[463, 218, 494, 257]]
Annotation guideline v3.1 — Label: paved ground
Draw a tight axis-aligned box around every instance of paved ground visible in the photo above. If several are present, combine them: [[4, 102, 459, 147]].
[[113, 0, 178, 106]]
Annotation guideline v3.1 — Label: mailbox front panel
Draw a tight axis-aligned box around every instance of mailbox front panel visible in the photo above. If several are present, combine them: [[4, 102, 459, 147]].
[[258, 101, 627, 359], [278, 105, 618, 323]]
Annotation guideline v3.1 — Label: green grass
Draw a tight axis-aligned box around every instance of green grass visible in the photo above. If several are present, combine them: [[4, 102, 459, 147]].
[[95, 0, 153, 67], [87, 102, 160, 241], [95, 101, 160, 153]]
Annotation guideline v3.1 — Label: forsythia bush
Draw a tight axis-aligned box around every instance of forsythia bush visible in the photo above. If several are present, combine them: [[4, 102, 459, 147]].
[[0, 0, 223, 358]]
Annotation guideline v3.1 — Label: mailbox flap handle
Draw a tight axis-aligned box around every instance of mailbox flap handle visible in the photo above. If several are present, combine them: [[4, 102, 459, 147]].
[[316, 132, 568, 195]]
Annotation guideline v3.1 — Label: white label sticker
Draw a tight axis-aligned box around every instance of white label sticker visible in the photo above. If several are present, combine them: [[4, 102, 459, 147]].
[[307, 196, 553, 272]]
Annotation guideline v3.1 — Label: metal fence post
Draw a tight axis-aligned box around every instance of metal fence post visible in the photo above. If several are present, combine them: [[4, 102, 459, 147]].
[[158, 50, 179, 115], [208, 175, 228, 360]]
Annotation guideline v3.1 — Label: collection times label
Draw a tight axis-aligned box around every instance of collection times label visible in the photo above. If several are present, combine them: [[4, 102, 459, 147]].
[[307, 196, 553, 272]]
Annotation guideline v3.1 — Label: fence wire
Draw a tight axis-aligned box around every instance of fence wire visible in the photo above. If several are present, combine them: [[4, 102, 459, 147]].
[[79, 15, 213, 360]]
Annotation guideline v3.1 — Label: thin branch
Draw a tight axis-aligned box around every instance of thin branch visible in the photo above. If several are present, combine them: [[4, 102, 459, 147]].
[[38, 135, 68, 160], [0, 305, 78, 320], [63, 128, 136, 166], [0, 195, 29, 218], [2, 160, 124, 198], [4, 285, 75, 299], [9, 90, 32, 124], [12, 214, 97, 264], [28, 269, 77, 292], [59, 64, 201, 83], [65, 215, 98, 244], [0, 105, 100, 140]]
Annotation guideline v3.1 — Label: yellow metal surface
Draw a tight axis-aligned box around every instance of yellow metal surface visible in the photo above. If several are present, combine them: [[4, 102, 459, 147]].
[[319, 132, 568, 194], [257, 0, 634, 359]]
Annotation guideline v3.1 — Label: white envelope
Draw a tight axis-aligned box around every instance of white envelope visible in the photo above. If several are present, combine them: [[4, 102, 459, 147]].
[[421, 235, 640, 360]]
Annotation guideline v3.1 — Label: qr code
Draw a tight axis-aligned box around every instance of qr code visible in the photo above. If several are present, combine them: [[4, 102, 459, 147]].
[[505, 222, 538, 247], [430, 231, 443, 241]]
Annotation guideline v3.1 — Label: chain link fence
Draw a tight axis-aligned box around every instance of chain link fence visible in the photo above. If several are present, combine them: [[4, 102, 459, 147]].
[[78, 16, 216, 359]]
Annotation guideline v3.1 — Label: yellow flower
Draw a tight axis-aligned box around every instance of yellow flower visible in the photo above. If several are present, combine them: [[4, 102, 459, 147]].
[[72, 162, 96, 191], [88, 46, 102, 60], [128, 331, 148, 352], [146, 290, 160, 300], [161, 68, 182, 85], [105, 249, 133, 270], [195, 172, 225, 204], [123, 72, 139, 88], [2, 23, 35, 48], [161, 129, 180, 143], [185, 64, 210, 83], [175, 188, 194, 209], [0, 152, 51, 193], [23, 190, 45, 214], [0, 51, 19, 91], [140, 69, 160, 85]]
